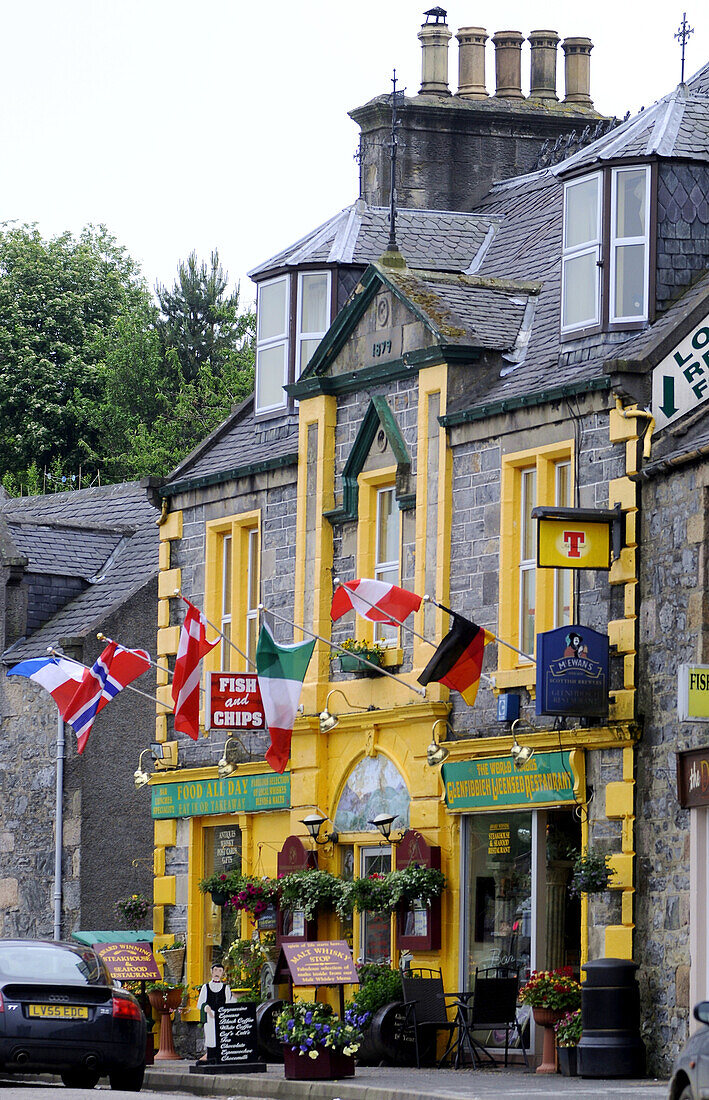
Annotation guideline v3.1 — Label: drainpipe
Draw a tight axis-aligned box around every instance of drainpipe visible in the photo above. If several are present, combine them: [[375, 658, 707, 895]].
[[615, 397, 655, 459], [53, 713, 65, 941]]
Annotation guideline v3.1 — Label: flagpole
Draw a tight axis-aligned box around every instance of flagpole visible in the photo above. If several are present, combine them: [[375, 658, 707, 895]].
[[97, 632, 173, 679], [174, 590, 256, 671], [258, 603, 426, 699], [423, 595, 536, 664], [47, 648, 172, 711], [331, 579, 494, 686]]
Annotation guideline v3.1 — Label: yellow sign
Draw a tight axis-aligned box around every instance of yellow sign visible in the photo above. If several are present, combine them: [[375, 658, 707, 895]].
[[678, 665, 709, 722], [537, 517, 610, 570]]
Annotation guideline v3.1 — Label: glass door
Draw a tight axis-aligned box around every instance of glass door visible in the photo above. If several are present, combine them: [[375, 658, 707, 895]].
[[359, 845, 393, 963]]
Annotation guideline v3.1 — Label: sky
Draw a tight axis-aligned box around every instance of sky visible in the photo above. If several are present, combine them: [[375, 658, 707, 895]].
[[1, 1, 705, 308]]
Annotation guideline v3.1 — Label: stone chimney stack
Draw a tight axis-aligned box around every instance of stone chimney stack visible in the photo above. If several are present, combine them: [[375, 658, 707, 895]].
[[418, 13, 452, 96], [456, 26, 488, 98], [528, 29, 560, 101], [492, 31, 524, 98], [562, 37, 594, 106]]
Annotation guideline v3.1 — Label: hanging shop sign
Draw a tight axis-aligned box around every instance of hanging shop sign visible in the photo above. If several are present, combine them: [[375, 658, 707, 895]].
[[532, 505, 622, 569], [678, 665, 709, 722], [93, 942, 161, 981], [652, 312, 709, 430], [535, 624, 609, 718], [206, 672, 265, 732], [677, 747, 709, 808], [151, 772, 290, 818], [279, 941, 359, 987], [442, 750, 579, 812]]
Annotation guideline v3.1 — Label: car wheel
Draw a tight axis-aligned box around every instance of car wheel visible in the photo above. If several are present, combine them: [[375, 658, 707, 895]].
[[60, 1068, 100, 1089], [108, 1065, 145, 1092]]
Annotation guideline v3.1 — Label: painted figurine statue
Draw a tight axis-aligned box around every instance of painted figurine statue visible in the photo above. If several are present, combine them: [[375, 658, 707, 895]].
[[197, 962, 232, 1062]]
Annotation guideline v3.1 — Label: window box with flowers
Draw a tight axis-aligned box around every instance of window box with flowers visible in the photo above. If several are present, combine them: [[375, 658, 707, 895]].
[[335, 639, 385, 675], [275, 1000, 363, 1080]]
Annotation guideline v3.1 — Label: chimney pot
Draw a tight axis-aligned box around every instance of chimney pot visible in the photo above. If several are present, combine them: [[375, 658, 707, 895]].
[[562, 37, 594, 106], [528, 29, 560, 101], [492, 30, 525, 99], [419, 17, 453, 96], [456, 26, 488, 98]]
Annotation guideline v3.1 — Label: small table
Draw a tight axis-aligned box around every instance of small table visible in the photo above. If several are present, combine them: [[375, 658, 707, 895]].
[[438, 992, 497, 1069]]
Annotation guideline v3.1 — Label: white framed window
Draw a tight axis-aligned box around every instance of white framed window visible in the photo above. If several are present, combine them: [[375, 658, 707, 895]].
[[519, 467, 537, 659], [245, 527, 259, 664], [374, 486, 399, 646], [610, 166, 650, 323], [561, 173, 602, 333], [255, 275, 289, 414], [220, 535, 232, 671], [296, 271, 331, 378]]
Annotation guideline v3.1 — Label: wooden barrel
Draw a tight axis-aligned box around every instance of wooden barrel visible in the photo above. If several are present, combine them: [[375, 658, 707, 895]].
[[369, 1001, 418, 1066], [255, 999, 285, 1062]]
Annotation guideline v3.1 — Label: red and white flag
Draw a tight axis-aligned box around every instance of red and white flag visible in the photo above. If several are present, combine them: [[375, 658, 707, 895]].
[[331, 578, 422, 625], [172, 599, 218, 740], [64, 641, 151, 754]]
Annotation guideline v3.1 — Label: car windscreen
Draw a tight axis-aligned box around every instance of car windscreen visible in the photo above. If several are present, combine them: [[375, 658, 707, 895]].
[[0, 944, 104, 984]]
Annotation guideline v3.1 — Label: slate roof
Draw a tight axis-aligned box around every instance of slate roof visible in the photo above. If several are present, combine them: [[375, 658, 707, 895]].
[[248, 201, 499, 278], [554, 62, 709, 175], [1, 482, 159, 662]]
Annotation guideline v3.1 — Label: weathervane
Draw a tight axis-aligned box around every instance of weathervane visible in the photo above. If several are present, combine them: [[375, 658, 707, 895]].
[[675, 12, 694, 84], [387, 69, 406, 252]]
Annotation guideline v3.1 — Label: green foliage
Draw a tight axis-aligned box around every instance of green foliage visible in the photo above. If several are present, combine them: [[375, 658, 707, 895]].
[[222, 938, 268, 1002], [555, 1008, 582, 1047], [346, 964, 403, 1022], [569, 848, 615, 897], [278, 870, 342, 921], [275, 1000, 364, 1057], [519, 969, 581, 1011]]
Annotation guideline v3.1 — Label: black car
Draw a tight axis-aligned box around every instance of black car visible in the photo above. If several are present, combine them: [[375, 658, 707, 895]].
[[0, 939, 147, 1090], [668, 1001, 709, 1100]]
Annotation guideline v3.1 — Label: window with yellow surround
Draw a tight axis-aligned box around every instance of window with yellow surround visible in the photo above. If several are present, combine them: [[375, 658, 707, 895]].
[[498, 443, 574, 687], [356, 470, 401, 648], [206, 513, 260, 671]]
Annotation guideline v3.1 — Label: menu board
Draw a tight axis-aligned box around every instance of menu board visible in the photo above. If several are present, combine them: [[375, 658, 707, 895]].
[[217, 1003, 259, 1063]]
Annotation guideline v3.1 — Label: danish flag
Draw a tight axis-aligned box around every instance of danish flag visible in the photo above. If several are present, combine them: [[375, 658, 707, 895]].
[[63, 641, 151, 754], [330, 578, 422, 625], [171, 599, 218, 740]]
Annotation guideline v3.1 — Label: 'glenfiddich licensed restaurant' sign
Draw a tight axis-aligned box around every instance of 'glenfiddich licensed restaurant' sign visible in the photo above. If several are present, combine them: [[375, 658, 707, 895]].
[[442, 750, 579, 812], [151, 772, 290, 818]]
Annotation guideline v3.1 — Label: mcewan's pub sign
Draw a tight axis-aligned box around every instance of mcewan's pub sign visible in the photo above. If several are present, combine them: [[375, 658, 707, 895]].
[[536, 625, 609, 718]]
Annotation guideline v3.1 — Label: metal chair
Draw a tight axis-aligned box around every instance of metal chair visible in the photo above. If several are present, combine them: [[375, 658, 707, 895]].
[[468, 966, 530, 1069], [400, 967, 456, 1068]]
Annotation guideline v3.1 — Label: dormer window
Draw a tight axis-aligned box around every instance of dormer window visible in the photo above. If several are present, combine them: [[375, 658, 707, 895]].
[[561, 164, 651, 336], [255, 269, 332, 416]]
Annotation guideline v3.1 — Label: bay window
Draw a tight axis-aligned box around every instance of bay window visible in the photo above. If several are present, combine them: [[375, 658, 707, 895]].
[[561, 164, 651, 335], [296, 271, 331, 378]]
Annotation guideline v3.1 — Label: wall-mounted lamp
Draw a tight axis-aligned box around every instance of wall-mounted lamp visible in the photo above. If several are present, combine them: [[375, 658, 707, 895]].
[[152, 741, 179, 770], [218, 736, 249, 779], [510, 719, 535, 769], [427, 718, 452, 767], [134, 749, 153, 789], [368, 813, 405, 845], [319, 689, 369, 733], [300, 813, 339, 846]]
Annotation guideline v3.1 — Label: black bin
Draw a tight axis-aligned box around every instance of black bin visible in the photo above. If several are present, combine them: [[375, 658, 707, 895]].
[[577, 958, 646, 1078]]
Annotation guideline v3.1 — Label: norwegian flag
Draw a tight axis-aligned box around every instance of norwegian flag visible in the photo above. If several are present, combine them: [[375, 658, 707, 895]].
[[64, 641, 151, 754], [331, 578, 422, 625], [171, 599, 218, 740]]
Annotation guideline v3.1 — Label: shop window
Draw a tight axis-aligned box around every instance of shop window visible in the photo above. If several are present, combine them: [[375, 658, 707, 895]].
[[360, 846, 394, 964], [498, 443, 573, 688], [561, 165, 651, 335], [373, 486, 400, 646], [206, 513, 260, 673], [203, 823, 242, 975]]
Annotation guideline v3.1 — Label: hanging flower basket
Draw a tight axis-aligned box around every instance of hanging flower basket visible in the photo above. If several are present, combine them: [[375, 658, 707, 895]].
[[278, 869, 342, 920], [568, 848, 616, 897]]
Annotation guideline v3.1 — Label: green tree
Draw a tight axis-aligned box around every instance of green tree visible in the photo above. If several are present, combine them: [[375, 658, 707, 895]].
[[0, 223, 152, 480]]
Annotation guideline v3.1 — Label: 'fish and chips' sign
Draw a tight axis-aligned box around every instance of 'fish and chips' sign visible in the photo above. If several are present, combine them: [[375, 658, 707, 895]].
[[206, 672, 265, 731]]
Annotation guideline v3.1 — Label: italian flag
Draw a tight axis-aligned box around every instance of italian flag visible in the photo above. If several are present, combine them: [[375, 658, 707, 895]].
[[256, 622, 315, 774]]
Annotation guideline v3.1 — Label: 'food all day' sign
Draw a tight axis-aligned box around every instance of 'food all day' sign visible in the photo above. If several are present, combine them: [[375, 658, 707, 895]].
[[652, 313, 709, 430], [206, 672, 265, 732]]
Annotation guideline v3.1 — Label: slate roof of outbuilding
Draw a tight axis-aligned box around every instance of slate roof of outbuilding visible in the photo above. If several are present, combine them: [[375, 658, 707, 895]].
[[248, 201, 499, 278], [1, 482, 159, 662]]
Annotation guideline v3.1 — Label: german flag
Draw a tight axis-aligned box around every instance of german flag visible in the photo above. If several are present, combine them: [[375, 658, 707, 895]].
[[418, 614, 492, 706]]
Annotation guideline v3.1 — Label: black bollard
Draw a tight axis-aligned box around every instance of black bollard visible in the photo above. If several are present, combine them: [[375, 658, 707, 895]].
[[577, 958, 646, 1078]]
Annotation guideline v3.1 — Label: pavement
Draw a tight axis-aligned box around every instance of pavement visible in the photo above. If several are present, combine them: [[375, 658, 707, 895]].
[[144, 1060, 669, 1100]]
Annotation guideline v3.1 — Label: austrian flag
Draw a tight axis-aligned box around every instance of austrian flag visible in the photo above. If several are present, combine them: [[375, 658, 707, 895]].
[[331, 579, 422, 625], [172, 599, 219, 740]]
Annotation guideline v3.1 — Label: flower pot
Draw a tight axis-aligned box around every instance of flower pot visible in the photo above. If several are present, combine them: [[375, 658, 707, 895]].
[[209, 889, 229, 906], [339, 652, 382, 674], [557, 1045, 578, 1076], [162, 947, 185, 984], [532, 1007, 563, 1074], [148, 989, 182, 1061], [283, 1045, 355, 1080]]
